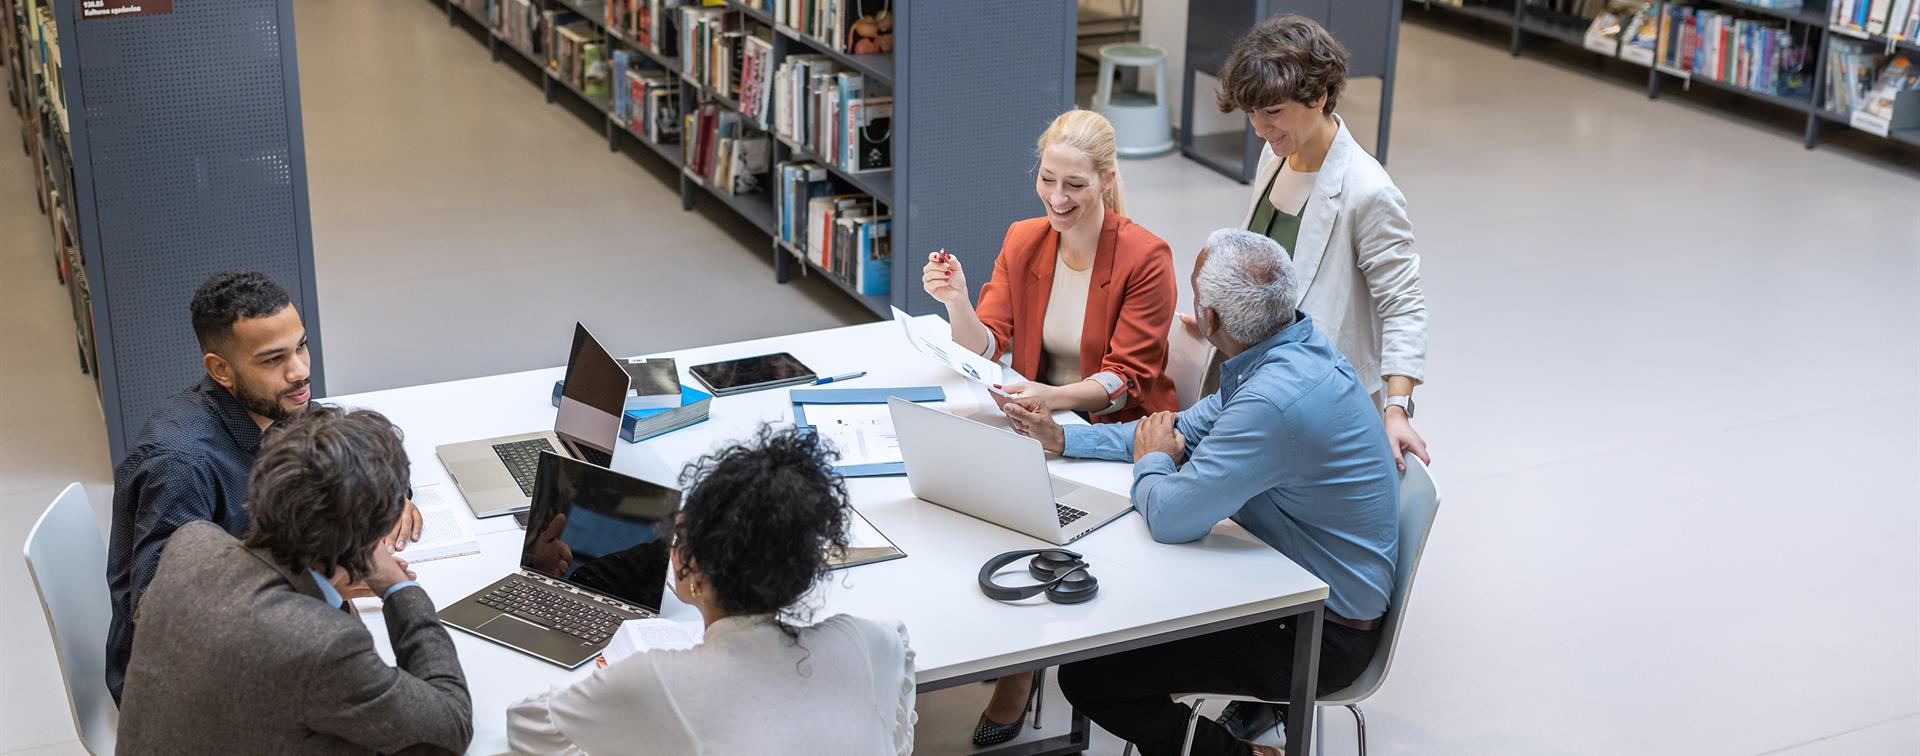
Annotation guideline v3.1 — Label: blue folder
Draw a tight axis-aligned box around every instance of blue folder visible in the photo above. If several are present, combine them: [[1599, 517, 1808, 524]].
[[791, 386, 945, 477]]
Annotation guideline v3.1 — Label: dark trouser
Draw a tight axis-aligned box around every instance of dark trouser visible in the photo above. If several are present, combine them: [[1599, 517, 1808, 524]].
[[1057, 617, 1380, 756]]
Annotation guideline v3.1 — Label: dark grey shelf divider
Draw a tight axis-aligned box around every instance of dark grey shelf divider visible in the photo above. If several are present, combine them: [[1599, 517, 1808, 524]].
[[53, 0, 326, 464], [434, 0, 1074, 318]]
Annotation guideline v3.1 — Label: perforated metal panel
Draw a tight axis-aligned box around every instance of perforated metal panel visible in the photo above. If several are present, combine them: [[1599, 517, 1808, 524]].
[[895, 0, 1075, 315], [56, 0, 322, 463]]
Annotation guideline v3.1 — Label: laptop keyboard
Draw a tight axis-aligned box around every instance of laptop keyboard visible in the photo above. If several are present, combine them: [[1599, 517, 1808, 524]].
[[1056, 503, 1090, 528], [491, 439, 551, 497], [477, 581, 627, 644]]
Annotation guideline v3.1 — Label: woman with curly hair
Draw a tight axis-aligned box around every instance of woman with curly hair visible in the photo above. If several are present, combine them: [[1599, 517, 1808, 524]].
[[506, 426, 917, 754]]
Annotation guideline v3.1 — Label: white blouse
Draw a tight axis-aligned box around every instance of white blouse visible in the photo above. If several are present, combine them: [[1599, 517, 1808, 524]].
[[507, 614, 917, 755]]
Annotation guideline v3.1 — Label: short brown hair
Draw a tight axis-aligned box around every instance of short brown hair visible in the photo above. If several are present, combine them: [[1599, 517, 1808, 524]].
[[244, 405, 410, 581], [1216, 15, 1349, 116]]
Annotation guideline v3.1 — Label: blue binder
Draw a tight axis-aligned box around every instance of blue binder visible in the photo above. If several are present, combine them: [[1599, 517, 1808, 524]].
[[791, 386, 945, 477]]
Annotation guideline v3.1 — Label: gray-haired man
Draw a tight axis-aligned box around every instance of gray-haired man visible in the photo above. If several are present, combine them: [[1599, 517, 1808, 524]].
[[1005, 229, 1400, 756]]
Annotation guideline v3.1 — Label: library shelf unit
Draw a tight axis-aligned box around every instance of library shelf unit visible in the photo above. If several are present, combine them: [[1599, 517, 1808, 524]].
[[1409, 0, 1920, 152], [430, 0, 1077, 318]]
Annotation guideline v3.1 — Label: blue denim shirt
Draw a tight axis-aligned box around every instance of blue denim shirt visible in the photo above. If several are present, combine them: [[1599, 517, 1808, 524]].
[[1062, 313, 1399, 621]]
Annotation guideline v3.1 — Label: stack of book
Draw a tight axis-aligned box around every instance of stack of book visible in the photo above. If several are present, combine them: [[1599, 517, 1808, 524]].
[[1827, 47, 1918, 132], [609, 0, 687, 57], [1656, 5, 1812, 97], [550, 381, 715, 443], [1831, 0, 1920, 41], [616, 58, 682, 143], [773, 57, 891, 174], [685, 102, 771, 194], [774, 0, 893, 54], [776, 164, 889, 295]]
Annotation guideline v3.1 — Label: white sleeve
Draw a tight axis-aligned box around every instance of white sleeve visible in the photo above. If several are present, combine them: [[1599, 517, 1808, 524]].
[[1352, 181, 1427, 383], [505, 687, 587, 756], [889, 621, 918, 756]]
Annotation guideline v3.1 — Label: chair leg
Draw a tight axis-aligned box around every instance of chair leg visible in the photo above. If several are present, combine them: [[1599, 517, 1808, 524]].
[[1031, 668, 1046, 730], [1315, 707, 1325, 756], [1123, 743, 1136, 756], [1178, 698, 1207, 756], [1349, 704, 1367, 756]]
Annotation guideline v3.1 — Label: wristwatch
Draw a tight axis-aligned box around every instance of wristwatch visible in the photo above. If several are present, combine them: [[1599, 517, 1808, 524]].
[[1383, 395, 1415, 418]]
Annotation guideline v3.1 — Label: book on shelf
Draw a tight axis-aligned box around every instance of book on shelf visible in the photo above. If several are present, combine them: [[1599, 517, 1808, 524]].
[[1832, 0, 1920, 39], [684, 102, 770, 193], [1824, 39, 1877, 114], [622, 66, 682, 141], [1656, 5, 1811, 97], [777, 161, 833, 246], [738, 35, 776, 129], [501, 0, 543, 56], [775, 0, 892, 54], [1834, 51, 1920, 132], [608, 0, 686, 57], [681, 7, 744, 96], [774, 56, 891, 173]]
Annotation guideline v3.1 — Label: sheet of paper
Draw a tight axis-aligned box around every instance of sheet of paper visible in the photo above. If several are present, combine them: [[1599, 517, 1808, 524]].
[[829, 508, 905, 569], [804, 403, 903, 468], [892, 306, 1006, 391], [398, 484, 481, 563], [601, 617, 705, 666]]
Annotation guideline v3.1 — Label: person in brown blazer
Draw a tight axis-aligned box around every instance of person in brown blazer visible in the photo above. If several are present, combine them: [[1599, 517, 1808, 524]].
[[923, 109, 1178, 746], [116, 406, 472, 755], [924, 109, 1178, 429]]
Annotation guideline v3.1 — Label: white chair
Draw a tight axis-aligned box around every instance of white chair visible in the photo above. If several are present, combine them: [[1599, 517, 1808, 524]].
[[1165, 315, 1217, 411], [23, 483, 118, 755], [1123, 457, 1442, 756]]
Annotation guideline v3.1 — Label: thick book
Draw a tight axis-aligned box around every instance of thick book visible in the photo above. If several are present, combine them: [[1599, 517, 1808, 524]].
[[553, 381, 714, 443], [620, 357, 682, 410]]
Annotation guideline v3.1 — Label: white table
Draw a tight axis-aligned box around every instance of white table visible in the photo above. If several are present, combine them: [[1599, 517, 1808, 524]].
[[334, 318, 1331, 755]]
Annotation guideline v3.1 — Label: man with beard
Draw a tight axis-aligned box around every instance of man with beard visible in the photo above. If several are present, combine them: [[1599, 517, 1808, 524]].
[[103, 271, 421, 702]]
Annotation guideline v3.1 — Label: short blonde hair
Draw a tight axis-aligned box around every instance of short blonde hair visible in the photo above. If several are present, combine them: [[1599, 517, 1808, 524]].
[[1035, 109, 1127, 216]]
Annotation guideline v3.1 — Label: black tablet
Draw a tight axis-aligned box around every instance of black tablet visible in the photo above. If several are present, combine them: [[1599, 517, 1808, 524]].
[[689, 352, 818, 396]]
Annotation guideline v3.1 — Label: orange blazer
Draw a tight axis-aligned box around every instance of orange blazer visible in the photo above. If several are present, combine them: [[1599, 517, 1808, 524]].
[[976, 211, 1178, 423]]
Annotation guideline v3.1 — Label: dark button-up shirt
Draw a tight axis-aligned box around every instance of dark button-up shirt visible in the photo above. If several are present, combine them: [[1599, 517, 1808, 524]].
[[105, 376, 266, 701]]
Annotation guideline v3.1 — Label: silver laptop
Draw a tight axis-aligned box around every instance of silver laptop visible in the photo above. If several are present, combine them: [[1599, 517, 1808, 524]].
[[889, 397, 1132, 545], [439, 451, 680, 668], [436, 323, 630, 518]]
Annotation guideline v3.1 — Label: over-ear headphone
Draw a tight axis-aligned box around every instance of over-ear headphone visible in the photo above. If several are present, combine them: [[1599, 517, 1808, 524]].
[[977, 549, 1099, 604]]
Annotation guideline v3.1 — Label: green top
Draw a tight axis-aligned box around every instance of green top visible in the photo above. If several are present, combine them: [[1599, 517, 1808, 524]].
[[1248, 162, 1306, 258]]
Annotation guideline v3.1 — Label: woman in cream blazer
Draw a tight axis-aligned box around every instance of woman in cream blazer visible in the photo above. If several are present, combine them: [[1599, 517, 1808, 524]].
[[1201, 14, 1431, 471]]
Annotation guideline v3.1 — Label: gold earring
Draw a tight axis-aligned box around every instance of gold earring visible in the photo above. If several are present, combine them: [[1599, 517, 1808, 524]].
[[691, 585, 701, 599]]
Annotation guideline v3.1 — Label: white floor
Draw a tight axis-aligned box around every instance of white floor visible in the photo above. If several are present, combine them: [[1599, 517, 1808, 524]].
[[2, 2, 1916, 754]]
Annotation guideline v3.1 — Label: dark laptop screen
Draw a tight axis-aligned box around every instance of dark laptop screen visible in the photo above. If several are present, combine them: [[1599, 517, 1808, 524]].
[[521, 452, 681, 610], [556, 323, 629, 468]]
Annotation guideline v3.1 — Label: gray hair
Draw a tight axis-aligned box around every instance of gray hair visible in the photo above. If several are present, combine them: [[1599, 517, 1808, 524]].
[[1194, 228, 1299, 345]]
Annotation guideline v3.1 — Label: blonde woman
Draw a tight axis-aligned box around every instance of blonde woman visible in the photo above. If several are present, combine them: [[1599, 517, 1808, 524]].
[[924, 108, 1178, 426], [922, 109, 1177, 746]]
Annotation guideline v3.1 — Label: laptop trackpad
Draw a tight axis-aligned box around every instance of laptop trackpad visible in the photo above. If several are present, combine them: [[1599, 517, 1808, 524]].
[[478, 612, 554, 643]]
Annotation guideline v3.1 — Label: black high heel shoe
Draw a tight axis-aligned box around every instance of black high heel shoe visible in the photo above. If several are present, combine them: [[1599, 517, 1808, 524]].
[[971, 670, 1045, 747]]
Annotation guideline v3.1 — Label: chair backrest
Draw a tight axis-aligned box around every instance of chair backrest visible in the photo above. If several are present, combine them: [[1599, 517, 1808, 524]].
[[23, 483, 118, 755], [1319, 457, 1441, 705], [1165, 316, 1216, 411]]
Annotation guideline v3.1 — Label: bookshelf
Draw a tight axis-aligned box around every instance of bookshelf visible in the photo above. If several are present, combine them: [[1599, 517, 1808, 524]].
[[1410, 0, 1920, 152], [432, 0, 1077, 318], [4, 0, 327, 464]]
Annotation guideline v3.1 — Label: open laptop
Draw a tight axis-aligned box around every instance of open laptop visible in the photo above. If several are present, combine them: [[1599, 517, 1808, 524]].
[[889, 397, 1132, 545], [436, 323, 630, 518], [439, 451, 682, 668]]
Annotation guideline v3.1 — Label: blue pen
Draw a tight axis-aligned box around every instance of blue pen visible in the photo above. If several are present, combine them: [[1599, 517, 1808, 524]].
[[815, 371, 867, 385]]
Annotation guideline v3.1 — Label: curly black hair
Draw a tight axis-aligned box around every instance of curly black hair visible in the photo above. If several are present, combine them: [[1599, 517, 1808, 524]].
[[243, 405, 410, 581], [675, 425, 851, 631], [190, 271, 292, 355]]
